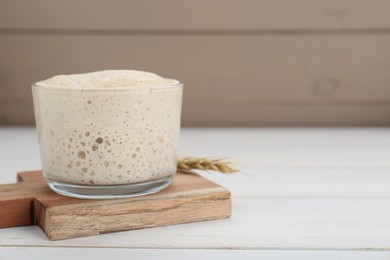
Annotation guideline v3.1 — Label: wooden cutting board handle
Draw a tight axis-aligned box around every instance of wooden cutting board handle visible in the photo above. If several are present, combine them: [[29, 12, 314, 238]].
[[0, 171, 231, 240], [0, 171, 48, 228]]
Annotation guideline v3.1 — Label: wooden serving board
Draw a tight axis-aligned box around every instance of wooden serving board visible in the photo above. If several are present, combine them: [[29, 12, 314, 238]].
[[0, 171, 231, 240]]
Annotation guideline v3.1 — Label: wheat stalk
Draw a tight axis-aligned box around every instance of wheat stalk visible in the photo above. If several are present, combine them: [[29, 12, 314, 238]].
[[177, 157, 238, 174]]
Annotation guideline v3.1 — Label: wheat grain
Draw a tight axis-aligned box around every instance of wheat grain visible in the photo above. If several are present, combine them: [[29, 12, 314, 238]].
[[177, 157, 238, 174]]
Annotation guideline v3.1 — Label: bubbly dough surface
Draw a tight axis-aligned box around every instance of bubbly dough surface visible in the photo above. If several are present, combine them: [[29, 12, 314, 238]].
[[37, 70, 179, 89]]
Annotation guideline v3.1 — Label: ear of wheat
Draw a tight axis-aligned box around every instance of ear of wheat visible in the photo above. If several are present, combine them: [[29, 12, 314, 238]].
[[177, 157, 238, 174]]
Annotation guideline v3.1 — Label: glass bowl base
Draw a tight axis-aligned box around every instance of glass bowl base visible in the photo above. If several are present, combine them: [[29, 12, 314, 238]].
[[46, 174, 175, 199]]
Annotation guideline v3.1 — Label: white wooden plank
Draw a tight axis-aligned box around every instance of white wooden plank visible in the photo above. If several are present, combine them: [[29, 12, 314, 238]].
[[1, 127, 390, 198], [1, 0, 390, 30], [0, 127, 40, 167], [1, 198, 390, 250], [1, 127, 390, 168], [179, 128, 390, 167], [1, 127, 390, 252], [3, 165, 390, 198], [1, 247, 390, 260], [196, 167, 390, 198]]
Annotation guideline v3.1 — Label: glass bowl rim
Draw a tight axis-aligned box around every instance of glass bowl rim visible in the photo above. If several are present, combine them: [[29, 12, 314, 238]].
[[32, 80, 183, 92]]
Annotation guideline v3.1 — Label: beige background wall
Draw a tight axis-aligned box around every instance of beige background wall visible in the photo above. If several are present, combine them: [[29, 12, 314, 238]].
[[1, 0, 390, 126]]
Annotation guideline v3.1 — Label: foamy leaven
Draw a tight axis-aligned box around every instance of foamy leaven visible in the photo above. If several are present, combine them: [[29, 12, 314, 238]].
[[37, 70, 179, 89], [33, 70, 182, 185]]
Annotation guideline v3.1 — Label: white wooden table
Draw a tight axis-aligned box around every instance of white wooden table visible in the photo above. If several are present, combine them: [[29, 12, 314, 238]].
[[1, 127, 390, 259]]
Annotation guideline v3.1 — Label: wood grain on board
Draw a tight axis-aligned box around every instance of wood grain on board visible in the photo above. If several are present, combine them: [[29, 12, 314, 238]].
[[0, 171, 231, 240]]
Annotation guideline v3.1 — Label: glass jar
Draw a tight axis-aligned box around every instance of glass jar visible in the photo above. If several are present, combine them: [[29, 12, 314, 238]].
[[32, 82, 183, 199]]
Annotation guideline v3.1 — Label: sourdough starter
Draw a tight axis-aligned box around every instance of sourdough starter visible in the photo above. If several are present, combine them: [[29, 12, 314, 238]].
[[33, 70, 182, 185]]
